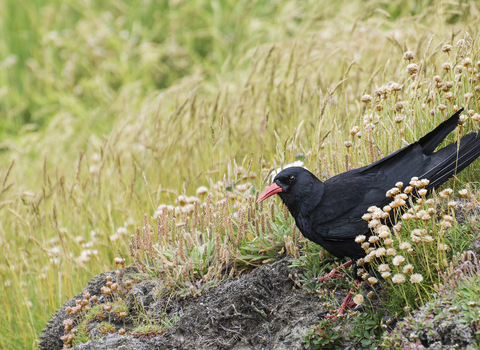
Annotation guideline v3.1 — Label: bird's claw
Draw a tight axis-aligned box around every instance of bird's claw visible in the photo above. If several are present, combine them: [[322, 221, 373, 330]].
[[313, 270, 346, 283]]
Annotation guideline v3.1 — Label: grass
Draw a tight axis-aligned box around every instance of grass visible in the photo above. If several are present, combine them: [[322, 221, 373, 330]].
[[1, 0, 480, 348]]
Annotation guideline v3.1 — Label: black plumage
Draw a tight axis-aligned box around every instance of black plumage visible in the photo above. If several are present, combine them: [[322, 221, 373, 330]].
[[257, 109, 480, 260]]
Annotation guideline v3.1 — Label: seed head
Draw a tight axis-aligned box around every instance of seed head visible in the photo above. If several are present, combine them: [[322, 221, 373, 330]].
[[448, 201, 457, 208], [465, 92, 473, 101], [350, 126, 360, 136], [410, 274, 423, 283], [402, 213, 414, 221], [395, 102, 403, 112], [418, 189, 427, 197], [369, 236, 379, 243], [344, 141, 353, 148], [404, 186, 413, 194], [473, 113, 480, 122], [392, 274, 406, 283], [368, 277, 378, 285], [118, 328, 126, 335], [445, 92, 453, 100], [392, 255, 405, 266], [442, 45, 452, 53], [459, 189, 468, 196], [399, 242, 412, 250], [384, 238, 394, 245], [438, 104, 447, 112], [403, 51, 415, 61], [361, 242, 370, 250], [103, 304, 112, 312]]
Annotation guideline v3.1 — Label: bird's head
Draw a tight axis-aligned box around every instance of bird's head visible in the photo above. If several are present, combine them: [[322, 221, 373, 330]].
[[257, 167, 323, 216]]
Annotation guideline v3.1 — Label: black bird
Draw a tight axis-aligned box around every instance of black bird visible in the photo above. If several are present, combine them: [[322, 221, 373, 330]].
[[257, 109, 480, 315]]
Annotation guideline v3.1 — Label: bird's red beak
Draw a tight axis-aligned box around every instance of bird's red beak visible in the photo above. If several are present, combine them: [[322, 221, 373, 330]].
[[256, 183, 282, 203]]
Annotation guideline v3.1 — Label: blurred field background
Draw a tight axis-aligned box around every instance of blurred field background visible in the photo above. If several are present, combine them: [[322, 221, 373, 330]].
[[1, 0, 480, 348]]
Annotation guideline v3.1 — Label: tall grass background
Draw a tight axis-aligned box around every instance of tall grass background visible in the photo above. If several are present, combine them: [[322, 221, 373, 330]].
[[1, 0, 480, 348]]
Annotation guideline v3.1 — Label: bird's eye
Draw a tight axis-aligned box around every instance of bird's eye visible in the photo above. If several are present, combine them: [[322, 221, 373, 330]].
[[289, 175, 296, 183]]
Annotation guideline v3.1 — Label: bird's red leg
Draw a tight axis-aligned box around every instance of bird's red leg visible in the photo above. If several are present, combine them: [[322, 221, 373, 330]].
[[325, 280, 361, 321], [314, 260, 355, 283]]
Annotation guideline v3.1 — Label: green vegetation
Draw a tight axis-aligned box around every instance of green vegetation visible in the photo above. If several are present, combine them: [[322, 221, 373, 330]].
[[1, 0, 480, 348]]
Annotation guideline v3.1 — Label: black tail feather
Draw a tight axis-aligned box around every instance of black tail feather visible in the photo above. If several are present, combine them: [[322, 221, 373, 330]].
[[423, 131, 480, 189], [418, 108, 464, 155]]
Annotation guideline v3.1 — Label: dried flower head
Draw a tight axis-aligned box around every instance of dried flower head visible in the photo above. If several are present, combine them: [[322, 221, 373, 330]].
[[355, 235, 366, 243], [392, 274, 406, 283], [443, 215, 453, 222], [463, 57, 473, 67], [353, 294, 364, 305], [361, 94, 373, 103], [399, 242, 412, 250], [381, 271, 391, 279], [458, 189, 468, 196], [442, 45, 452, 53], [196, 186, 209, 196], [406, 63, 419, 75], [403, 51, 415, 61], [403, 264, 414, 273], [410, 274, 423, 283], [368, 277, 378, 285], [448, 201, 457, 208], [438, 243, 449, 251], [378, 264, 390, 273], [386, 248, 397, 256], [392, 255, 405, 266], [376, 247, 387, 257], [384, 238, 394, 246]]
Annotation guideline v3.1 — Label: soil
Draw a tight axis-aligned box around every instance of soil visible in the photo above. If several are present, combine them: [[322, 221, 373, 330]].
[[40, 258, 353, 350]]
